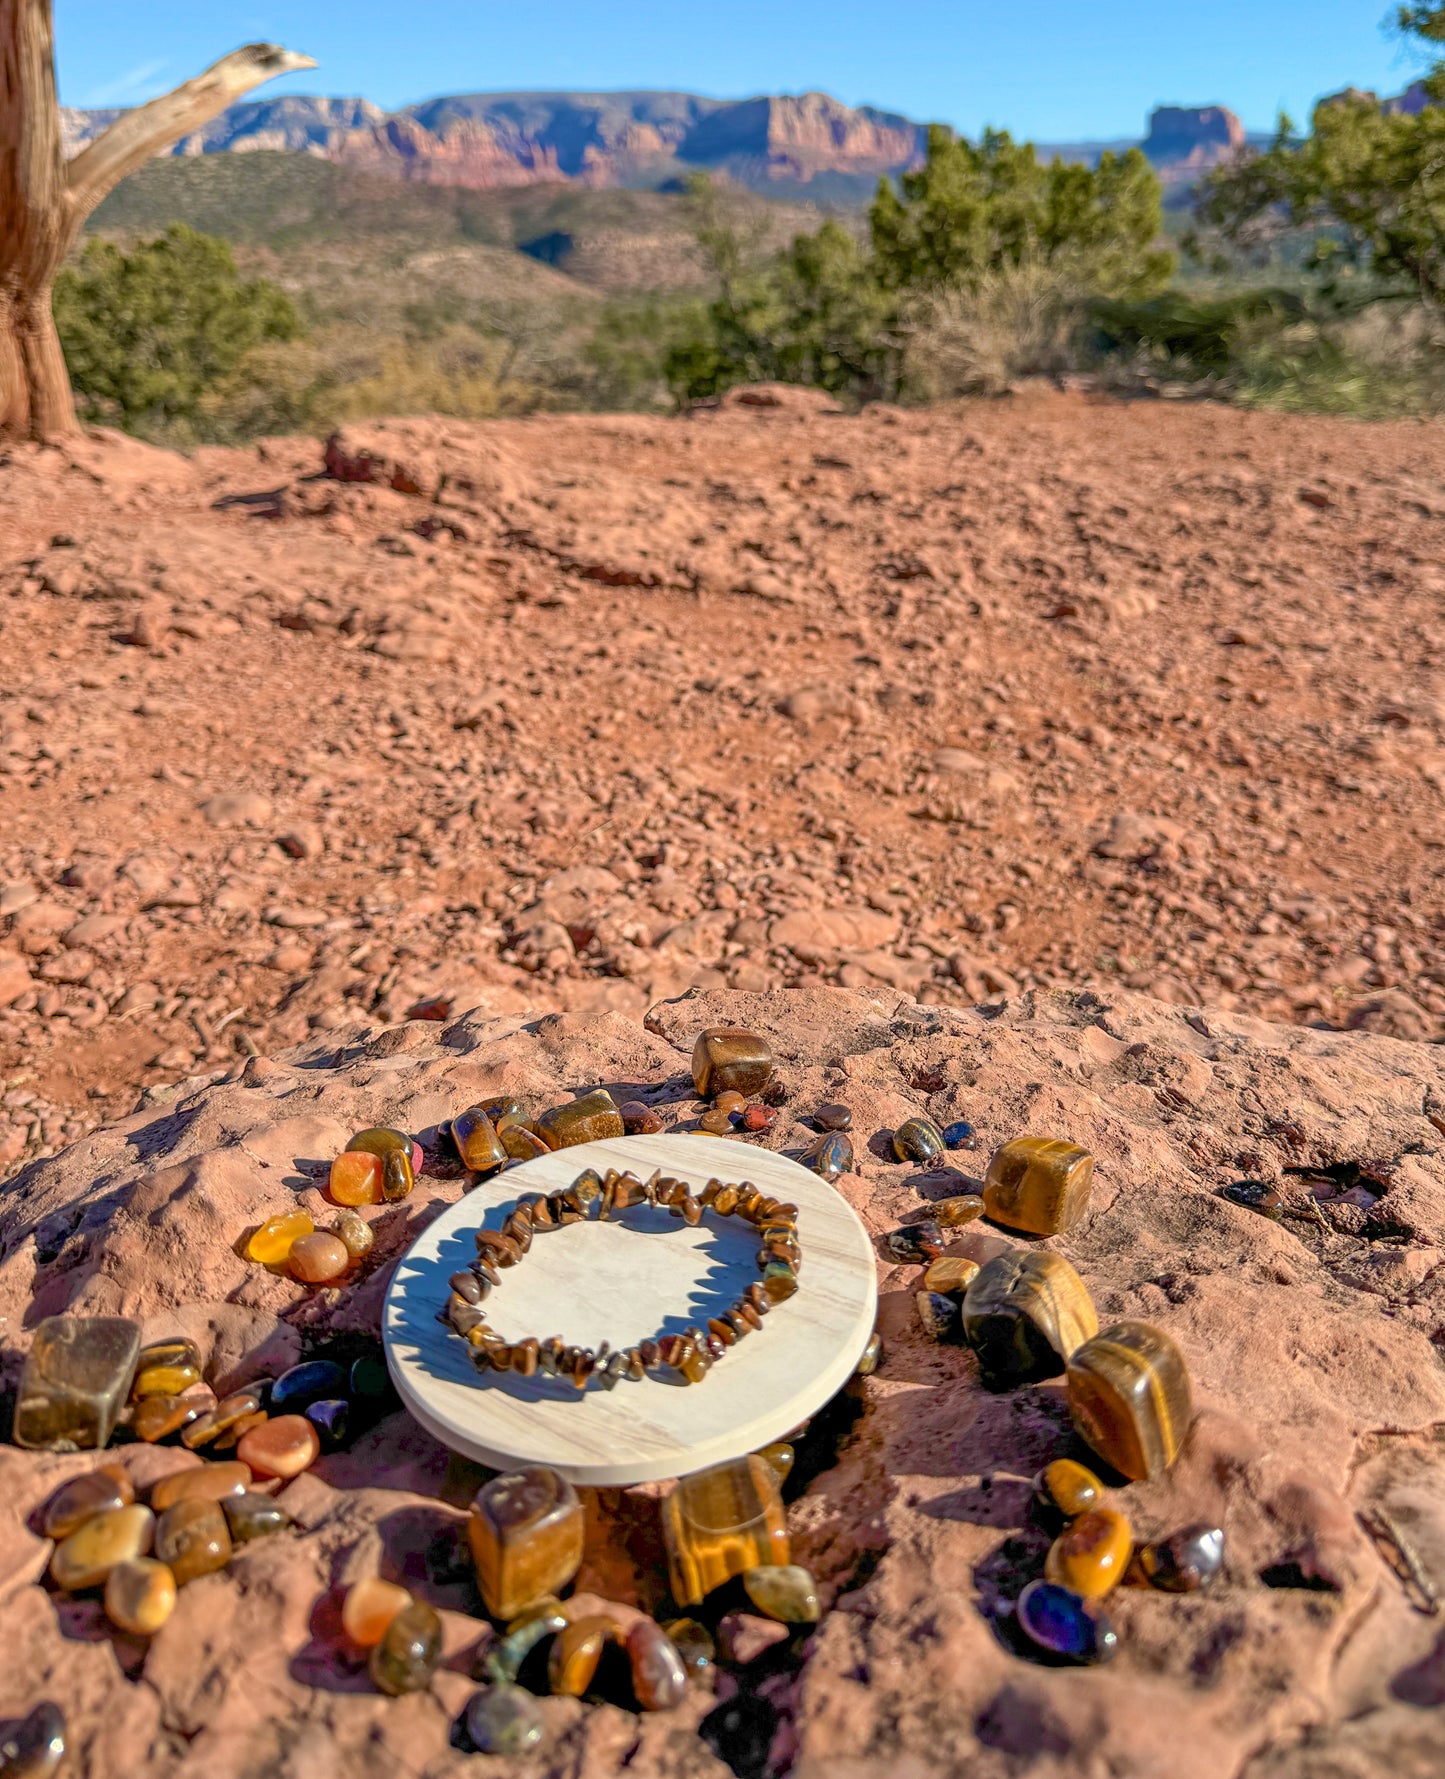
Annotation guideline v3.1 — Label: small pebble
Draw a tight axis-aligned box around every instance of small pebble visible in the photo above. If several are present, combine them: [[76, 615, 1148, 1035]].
[[104, 1557, 176, 1635], [619, 1101, 664, 1135], [223, 1492, 295, 1544], [717, 1611, 789, 1665], [289, 1230, 352, 1284], [370, 1599, 443, 1696], [934, 1194, 986, 1228], [743, 1563, 820, 1623], [915, 1291, 962, 1341], [465, 1681, 545, 1755], [854, 1330, 883, 1376], [1219, 1179, 1283, 1221], [349, 1354, 392, 1401], [1016, 1578, 1118, 1664], [742, 1104, 776, 1132], [699, 1108, 734, 1135], [0, 1703, 66, 1779], [942, 1120, 978, 1150], [662, 1616, 716, 1677], [332, 1208, 374, 1258], [1134, 1523, 1226, 1593], [814, 1103, 852, 1132]]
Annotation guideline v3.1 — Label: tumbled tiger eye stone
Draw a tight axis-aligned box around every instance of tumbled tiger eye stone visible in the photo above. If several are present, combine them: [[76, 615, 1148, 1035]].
[[155, 1497, 231, 1585], [662, 1455, 790, 1607], [480, 1096, 527, 1124], [454, 1106, 508, 1173], [343, 1577, 413, 1646], [743, 1563, 821, 1623], [548, 1614, 618, 1696], [466, 1682, 545, 1755], [223, 1491, 295, 1544], [333, 1208, 374, 1258], [1066, 1320, 1193, 1481], [855, 1330, 883, 1376], [15, 1315, 142, 1452], [691, 1027, 774, 1098], [468, 1467, 584, 1621], [237, 1413, 320, 1480], [382, 1146, 414, 1202], [50, 1503, 155, 1590], [370, 1599, 443, 1696], [43, 1465, 134, 1539], [1045, 1507, 1133, 1600], [131, 1394, 198, 1443], [620, 1099, 665, 1135], [628, 1618, 688, 1710], [663, 1617, 715, 1678], [0, 1703, 66, 1779], [961, 1250, 1098, 1386], [329, 1150, 383, 1206], [812, 1132, 854, 1182], [983, 1136, 1095, 1236], [183, 1388, 264, 1449], [757, 1442, 794, 1485], [1134, 1523, 1225, 1593], [893, 1117, 946, 1165], [105, 1557, 176, 1636], [475, 1228, 522, 1267], [536, 1089, 626, 1149], [347, 1126, 411, 1158], [1034, 1458, 1103, 1520], [935, 1194, 986, 1229], [942, 1120, 978, 1150], [246, 1210, 314, 1267], [138, 1332, 199, 1367], [289, 1231, 351, 1284], [502, 1124, 550, 1162], [131, 1359, 201, 1399], [814, 1103, 852, 1132], [922, 1255, 981, 1297], [1016, 1579, 1118, 1665], [151, 1461, 250, 1512], [884, 1221, 944, 1263], [915, 1290, 962, 1342]]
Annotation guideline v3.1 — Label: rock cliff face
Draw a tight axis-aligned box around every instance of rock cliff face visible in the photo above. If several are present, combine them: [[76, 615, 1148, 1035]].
[[58, 89, 1251, 197], [2, 983, 1445, 1776]]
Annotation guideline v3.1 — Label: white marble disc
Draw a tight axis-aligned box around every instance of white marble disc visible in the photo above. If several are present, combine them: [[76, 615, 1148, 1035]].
[[382, 1133, 877, 1486]]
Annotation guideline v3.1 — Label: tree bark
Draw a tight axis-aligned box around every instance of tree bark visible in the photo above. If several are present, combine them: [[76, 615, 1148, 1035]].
[[0, 5, 314, 441]]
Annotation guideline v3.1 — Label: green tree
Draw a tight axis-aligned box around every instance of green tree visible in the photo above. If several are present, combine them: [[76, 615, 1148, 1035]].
[[1197, 6, 1445, 302], [870, 125, 1173, 298], [54, 224, 301, 433]]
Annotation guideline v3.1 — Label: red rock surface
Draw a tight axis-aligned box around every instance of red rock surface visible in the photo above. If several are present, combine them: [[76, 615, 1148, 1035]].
[[3, 396, 1445, 1176], [0, 984, 1443, 1775]]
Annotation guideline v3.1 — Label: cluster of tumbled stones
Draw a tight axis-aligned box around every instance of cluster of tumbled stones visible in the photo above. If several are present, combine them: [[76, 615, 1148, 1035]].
[[443, 1166, 801, 1389]]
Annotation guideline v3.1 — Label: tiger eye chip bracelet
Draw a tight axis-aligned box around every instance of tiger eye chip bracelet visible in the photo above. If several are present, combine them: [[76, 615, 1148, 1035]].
[[440, 1168, 802, 1390]]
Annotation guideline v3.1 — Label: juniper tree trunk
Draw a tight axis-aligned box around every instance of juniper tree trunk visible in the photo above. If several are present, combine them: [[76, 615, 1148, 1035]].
[[0, 1, 314, 440]]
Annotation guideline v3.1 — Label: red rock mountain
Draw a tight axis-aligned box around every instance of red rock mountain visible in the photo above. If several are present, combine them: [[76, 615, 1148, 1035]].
[[58, 89, 1251, 198]]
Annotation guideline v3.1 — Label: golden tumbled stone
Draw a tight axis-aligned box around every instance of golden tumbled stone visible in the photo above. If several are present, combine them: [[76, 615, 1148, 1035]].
[[453, 1106, 508, 1173], [757, 1442, 794, 1485], [468, 1466, 585, 1621], [982, 1135, 1094, 1236], [548, 1614, 618, 1696], [42, 1465, 134, 1540], [961, 1250, 1098, 1385], [154, 1497, 231, 1585], [1067, 1319, 1193, 1481], [131, 1394, 198, 1443], [1034, 1457, 1103, 1519], [130, 1360, 201, 1399], [245, 1210, 313, 1267], [50, 1503, 154, 1591], [921, 1255, 981, 1297], [342, 1577, 412, 1647], [662, 1455, 790, 1607], [151, 1461, 250, 1512], [691, 1027, 773, 1098], [935, 1194, 986, 1228], [1044, 1507, 1133, 1600], [535, 1089, 624, 1150], [14, 1315, 141, 1452], [743, 1563, 820, 1623], [104, 1557, 176, 1635]]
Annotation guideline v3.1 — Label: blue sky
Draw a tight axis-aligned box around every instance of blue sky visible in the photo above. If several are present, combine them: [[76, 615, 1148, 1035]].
[[55, 1, 1425, 139]]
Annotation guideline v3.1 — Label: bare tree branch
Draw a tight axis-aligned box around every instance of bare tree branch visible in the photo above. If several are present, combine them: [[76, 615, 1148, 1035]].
[[65, 42, 317, 218]]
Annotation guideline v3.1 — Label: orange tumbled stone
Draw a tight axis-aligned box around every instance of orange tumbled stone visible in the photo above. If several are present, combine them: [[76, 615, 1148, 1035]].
[[246, 1210, 313, 1267], [342, 1577, 412, 1647], [288, 1232, 350, 1284], [329, 1151, 383, 1206], [236, 1413, 320, 1480], [151, 1461, 251, 1512]]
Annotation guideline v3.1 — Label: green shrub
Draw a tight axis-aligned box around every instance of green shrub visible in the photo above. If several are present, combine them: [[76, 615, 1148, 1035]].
[[55, 225, 301, 436]]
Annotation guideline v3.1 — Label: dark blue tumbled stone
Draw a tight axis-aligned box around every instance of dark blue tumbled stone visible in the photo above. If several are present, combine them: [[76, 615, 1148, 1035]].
[[306, 1397, 350, 1446], [1016, 1579, 1118, 1664], [942, 1120, 978, 1151], [271, 1359, 347, 1414]]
